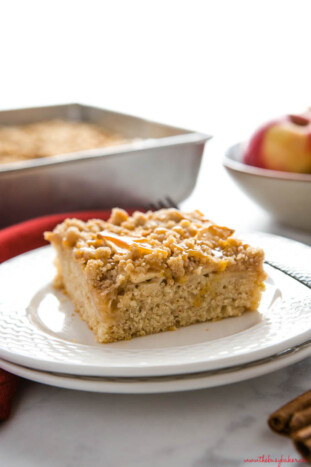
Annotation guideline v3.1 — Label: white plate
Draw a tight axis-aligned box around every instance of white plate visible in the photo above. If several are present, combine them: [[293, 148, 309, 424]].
[[0, 233, 310, 377], [1, 339, 311, 393]]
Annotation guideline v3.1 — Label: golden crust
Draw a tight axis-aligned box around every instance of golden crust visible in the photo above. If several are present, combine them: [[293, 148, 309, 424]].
[[45, 208, 265, 288]]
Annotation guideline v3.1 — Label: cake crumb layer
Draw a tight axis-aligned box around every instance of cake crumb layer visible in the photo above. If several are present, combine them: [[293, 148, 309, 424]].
[[45, 208, 267, 343]]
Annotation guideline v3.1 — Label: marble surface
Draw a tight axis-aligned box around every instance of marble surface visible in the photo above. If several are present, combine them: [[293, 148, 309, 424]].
[[1, 138, 311, 467], [1, 362, 310, 466]]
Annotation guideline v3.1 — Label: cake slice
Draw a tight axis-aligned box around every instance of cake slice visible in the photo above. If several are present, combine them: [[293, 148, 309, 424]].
[[45, 208, 267, 343]]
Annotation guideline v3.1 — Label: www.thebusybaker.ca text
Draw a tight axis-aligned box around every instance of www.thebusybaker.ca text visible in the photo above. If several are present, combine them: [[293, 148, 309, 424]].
[[244, 454, 306, 465]]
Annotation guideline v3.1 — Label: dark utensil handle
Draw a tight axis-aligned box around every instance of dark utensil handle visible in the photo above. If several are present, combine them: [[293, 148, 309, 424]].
[[265, 260, 311, 290]]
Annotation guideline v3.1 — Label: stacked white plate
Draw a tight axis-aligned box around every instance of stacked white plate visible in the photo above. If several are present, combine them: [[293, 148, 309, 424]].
[[0, 233, 310, 394]]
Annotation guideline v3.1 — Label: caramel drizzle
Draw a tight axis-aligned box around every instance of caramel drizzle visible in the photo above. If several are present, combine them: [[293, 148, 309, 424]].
[[77, 228, 228, 266], [98, 230, 168, 255], [99, 231, 226, 261]]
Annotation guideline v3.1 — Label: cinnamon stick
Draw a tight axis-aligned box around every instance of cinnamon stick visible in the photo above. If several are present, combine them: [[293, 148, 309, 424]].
[[292, 425, 311, 463], [268, 390, 311, 434], [290, 406, 311, 433]]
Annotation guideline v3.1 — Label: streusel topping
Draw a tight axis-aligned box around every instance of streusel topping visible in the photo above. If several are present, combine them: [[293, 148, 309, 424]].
[[0, 120, 130, 163], [45, 209, 265, 289]]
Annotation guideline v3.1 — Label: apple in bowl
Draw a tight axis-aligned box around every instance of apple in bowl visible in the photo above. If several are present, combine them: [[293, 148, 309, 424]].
[[223, 144, 311, 231], [244, 112, 311, 174]]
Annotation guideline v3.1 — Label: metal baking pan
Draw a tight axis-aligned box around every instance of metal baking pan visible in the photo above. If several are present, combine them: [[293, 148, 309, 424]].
[[0, 103, 211, 227]]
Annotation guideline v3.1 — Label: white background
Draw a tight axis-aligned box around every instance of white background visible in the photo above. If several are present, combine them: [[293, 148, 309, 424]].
[[1, 0, 310, 137]]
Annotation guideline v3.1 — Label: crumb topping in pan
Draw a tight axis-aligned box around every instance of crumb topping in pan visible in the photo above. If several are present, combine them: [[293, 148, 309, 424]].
[[0, 120, 129, 163]]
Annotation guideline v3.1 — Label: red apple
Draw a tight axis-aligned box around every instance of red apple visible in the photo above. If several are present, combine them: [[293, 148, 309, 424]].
[[244, 111, 311, 173]]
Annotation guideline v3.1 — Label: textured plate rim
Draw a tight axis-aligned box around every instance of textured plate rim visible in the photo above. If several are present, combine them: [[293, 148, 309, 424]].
[[0, 233, 310, 377], [1, 339, 311, 394]]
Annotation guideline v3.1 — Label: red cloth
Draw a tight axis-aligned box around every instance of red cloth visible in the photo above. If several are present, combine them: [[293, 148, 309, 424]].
[[0, 210, 116, 263], [0, 209, 124, 420], [0, 371, 19, 420]]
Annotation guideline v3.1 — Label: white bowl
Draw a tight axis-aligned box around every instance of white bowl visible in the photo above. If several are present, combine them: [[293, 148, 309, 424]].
[[223, 143, 311, 231]]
